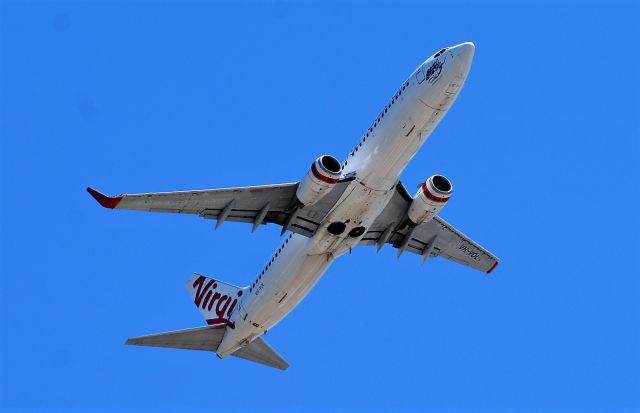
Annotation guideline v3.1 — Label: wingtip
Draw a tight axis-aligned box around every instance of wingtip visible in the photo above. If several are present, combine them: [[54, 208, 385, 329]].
[[86, 187, 123, 209], [125, 338, 141, 345], [486, 261, 499, 274], [278, 362, 290, 371]]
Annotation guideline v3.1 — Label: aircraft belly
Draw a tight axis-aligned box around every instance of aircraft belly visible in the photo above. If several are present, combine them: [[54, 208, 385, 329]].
[[217, 235, 333, 357], [236, 180, 397, 341], [247, 236, 332, 325], [354, 103, 438, 190], [265, 253, 333, 325], [306, 182, 393, 256], [220, 179, 393, 356]]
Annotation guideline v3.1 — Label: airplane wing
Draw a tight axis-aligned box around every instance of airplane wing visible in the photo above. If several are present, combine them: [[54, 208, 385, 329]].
[[359, 181, 499, 273], [87, 181, 350, 237]]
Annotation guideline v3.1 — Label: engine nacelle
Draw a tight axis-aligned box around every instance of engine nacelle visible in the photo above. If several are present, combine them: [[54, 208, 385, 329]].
[[407, 174, 453, 225], [295, 155, 342, 207]]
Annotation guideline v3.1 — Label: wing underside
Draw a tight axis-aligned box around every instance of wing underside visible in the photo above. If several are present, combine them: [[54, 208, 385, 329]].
[[360, 182, 499, 273], [87, 181, 350, 238], [88, 179, 497, 273]]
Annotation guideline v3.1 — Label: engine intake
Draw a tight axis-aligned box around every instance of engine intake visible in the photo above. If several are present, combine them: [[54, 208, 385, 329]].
[[295, 155, 342, 207], [407, 174, 453, 225]]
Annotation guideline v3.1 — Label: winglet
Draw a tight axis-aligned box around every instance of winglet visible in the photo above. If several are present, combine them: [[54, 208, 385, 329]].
[[86, 187, 123, 209], [486, 261, 499, 274]]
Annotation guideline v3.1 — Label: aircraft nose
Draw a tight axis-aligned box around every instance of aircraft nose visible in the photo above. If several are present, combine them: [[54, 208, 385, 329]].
[[449, 42, 475, 73], [419, 42, 475, 110]]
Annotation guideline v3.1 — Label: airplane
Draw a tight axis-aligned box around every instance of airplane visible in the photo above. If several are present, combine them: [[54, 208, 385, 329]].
[[87, 42, 498, 370]]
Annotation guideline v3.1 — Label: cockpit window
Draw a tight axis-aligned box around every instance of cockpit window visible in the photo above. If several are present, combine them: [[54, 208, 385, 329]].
[[433, 48, 447, 59]]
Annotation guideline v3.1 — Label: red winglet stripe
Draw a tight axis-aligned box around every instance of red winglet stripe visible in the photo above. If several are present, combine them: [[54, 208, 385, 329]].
[[486, 261, 499, 274], [311, 162, 339, 184], [422, 183, 450, 203], [86, 187, 123, 209]]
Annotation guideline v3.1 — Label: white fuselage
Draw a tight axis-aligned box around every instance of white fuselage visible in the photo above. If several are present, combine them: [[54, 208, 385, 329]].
[[217, 43, 475, 357]]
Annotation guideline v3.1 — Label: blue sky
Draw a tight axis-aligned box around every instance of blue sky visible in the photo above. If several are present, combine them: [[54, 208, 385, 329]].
[[1, 1, 639, 411]]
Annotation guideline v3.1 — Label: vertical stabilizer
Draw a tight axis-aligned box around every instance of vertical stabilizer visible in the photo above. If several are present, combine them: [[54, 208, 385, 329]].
[[185, 273, 247, 329]]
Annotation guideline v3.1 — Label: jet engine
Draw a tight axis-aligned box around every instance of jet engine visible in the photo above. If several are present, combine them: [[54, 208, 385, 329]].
[[295, 155, 342, 207], [407, 174, 453, 225]]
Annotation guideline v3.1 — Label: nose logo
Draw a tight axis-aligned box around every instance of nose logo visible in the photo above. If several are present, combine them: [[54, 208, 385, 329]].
[[192, 276, 238, 329], [425, 60, 444, 85]]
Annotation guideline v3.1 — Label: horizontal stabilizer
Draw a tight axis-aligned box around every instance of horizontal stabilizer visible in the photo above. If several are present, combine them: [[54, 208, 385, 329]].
[[126, 326, 288, 370], [125, 325, 224, 351], [233, 337, 289, 370]]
